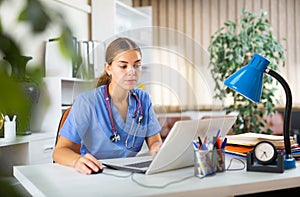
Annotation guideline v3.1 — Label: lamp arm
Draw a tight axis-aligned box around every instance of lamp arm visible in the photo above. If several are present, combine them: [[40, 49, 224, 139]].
[[265, 68, 292, 158]]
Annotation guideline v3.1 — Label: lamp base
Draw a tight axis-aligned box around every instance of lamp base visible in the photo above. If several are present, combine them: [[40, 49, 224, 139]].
[[284, 156, 296, 169]]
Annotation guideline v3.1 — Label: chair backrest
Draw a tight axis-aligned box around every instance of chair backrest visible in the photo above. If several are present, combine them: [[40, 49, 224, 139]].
[[157, 116, 191, 140], [54, 107, 81, 154]]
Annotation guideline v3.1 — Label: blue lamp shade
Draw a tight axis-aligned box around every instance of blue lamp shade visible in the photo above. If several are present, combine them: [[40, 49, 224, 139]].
[[224, 54, 270, 103]]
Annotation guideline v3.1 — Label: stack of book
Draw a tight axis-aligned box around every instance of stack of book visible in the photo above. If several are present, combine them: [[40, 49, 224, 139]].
[[225, 133, 299, 158]]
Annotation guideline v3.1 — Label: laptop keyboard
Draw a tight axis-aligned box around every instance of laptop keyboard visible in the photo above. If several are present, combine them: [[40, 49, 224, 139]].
[[125, 160, 152, 168]]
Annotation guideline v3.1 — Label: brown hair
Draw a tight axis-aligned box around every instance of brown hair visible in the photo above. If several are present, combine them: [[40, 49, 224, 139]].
[[96, 37, 141, 87]]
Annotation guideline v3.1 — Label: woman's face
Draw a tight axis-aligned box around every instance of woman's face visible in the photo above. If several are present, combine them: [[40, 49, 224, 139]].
[[107, 49, 142, 91]]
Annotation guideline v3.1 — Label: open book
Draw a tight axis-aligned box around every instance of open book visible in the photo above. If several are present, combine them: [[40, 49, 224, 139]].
[[226, 133, 296, 149]]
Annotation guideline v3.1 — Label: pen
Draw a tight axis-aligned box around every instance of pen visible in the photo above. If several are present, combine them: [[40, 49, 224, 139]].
[[221, 137, 227, 149], [216, 137, 222, 149], [197, 136, 202, 147], [212, 136, 217, 149], [192, 141, 199, 150], [215, 129, 220, 137], [201, 142, 208, 150], [213, 136, 222, 149], [203, 136, 208, 144]]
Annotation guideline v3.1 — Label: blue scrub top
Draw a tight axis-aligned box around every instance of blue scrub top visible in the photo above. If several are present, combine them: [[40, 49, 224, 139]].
[[59, 85, 162, 159]]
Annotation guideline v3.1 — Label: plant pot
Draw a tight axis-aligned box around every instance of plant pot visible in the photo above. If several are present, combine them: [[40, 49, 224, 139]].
[[3, 55, 40, 135], [4, 55, 32, 80], [18, 80, 40, 135]]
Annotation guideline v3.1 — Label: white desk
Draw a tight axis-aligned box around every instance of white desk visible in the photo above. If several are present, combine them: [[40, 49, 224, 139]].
[[13, 158, 300, 197]]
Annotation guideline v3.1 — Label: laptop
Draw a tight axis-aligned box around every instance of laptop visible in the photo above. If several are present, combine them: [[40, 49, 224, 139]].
[[100, 116, 237, 175]]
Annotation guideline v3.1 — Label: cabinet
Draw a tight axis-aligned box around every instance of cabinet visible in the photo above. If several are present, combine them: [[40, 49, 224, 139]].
[[31, 77, 95, 134], [28, 137, 55, 164], [0, 133, 55, 176]]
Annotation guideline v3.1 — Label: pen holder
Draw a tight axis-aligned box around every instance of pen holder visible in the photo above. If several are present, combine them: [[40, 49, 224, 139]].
[[194, 149, 225, 178], [4, 121, 16, 141], [214, 149, 226, 172]]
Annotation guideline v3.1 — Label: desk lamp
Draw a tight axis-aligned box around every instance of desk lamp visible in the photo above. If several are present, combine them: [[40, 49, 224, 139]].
[[224, 53, 296, 169]]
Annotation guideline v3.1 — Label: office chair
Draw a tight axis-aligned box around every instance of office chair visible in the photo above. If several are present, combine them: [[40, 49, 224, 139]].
[[54, 107, 81, 154], [157, 116, 191, 140]]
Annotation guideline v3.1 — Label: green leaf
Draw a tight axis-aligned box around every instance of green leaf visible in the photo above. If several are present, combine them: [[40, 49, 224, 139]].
[[18, 0, 51, 33]]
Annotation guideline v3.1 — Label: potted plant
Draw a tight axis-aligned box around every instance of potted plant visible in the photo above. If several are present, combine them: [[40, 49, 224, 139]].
[[208, 8, 286, 134], [0, 0, 75, 135]]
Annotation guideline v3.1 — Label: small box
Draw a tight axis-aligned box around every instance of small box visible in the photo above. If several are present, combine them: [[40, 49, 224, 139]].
[[194, 149, 225, 178]]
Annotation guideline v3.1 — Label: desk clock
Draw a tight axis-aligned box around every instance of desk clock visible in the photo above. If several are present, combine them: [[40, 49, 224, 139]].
[[247, 140, 284, 173]]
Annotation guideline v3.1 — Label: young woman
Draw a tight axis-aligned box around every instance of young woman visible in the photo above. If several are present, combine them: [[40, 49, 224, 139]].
[[53, 37, 162, 174]]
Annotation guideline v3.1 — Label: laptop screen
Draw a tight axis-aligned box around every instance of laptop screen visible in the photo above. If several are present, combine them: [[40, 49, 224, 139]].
[[146, 116, 237, 174]]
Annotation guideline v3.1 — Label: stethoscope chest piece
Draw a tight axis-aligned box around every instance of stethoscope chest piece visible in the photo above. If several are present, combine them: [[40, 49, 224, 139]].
[[110, 133, 121, 142]]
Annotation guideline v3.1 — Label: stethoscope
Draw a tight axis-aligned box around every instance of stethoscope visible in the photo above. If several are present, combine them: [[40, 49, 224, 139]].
[[104, 85, 143, 149]]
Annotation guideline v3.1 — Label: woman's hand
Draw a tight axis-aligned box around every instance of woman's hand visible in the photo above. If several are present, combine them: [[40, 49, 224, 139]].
[[74, 153, 104, 175], [53, 136, 104, 175], [149, 142, 162, 156], [147, 133, 163, 156]]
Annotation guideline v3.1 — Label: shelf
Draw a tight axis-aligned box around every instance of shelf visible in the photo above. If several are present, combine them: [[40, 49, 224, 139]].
[[53, 0, 91, 13], [116, 1, 150, 19], [46, 76, 96, 83], [61, 78, 95, 105], [115, 1, 152, 34], [0, 133, 55, 148]]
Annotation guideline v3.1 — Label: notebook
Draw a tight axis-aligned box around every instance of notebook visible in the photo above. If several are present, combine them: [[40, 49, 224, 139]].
[[100, 116, 237, 175]]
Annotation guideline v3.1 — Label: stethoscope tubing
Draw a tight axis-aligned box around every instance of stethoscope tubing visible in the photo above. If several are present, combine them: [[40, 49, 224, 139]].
[[104, 85, 143, 149]]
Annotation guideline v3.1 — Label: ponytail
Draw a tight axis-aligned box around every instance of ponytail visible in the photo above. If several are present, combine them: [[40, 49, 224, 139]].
[[97, 72, 111, 87]]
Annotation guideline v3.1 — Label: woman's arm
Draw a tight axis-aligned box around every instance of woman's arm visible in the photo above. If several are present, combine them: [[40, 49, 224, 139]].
[[53, 136, 103, 174], [146, 133, 163, 156]]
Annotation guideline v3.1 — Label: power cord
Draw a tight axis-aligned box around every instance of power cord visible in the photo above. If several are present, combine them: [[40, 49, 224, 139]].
[[102, 170, 194, 189], [226, 157, 246, 171], [102, 157, 245, 189], [131, 173, 194, 189], [102, 171, 132, 178]]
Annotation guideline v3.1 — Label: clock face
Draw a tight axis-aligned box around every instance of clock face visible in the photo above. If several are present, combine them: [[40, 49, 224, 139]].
[[253, 141, 277, 165]]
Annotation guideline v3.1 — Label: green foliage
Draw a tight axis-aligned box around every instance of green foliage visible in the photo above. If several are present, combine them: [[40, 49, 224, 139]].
[[0, 0, 74, 133], [208, 9, 286, 134], [18, 0, 51, 32]]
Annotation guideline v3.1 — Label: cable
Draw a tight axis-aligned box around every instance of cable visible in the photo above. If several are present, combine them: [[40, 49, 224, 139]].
[[102, 171, 133, 178], [102, 157, 245, 189], [131, 173, 194, 189], [103, 170, 194, 188], [226, 157, 246, 171]]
